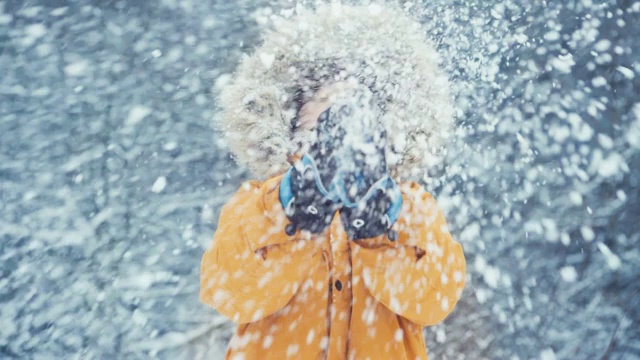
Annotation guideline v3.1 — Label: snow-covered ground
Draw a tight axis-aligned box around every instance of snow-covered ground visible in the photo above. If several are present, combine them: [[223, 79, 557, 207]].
[[0, 0, 638, 359]]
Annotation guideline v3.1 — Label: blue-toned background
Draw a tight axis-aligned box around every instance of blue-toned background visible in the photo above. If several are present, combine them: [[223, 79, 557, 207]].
[[0, 0, 638, 359]]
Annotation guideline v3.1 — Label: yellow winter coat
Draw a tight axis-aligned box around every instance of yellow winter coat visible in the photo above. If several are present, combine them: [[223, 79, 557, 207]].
[[200, 175, 466, 359]]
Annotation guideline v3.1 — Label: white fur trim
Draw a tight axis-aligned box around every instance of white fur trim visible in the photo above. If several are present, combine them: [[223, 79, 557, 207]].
[[217, 3, 454, 180]]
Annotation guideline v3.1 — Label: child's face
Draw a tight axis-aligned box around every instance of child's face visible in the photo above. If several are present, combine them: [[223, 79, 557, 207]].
[[298, 84, 340, 132], [294, 82, 359, 156]]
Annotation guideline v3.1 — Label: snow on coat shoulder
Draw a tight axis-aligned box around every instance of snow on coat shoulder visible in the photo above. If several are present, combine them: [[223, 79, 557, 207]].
[[217, 3, 454, 180]]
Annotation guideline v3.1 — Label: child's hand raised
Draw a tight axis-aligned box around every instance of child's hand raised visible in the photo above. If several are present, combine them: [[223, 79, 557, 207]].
[[280, 85, 402, 239]]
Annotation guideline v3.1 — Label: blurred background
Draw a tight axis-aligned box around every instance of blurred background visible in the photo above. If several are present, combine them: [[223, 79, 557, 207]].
[[0, 0, 638, 359]]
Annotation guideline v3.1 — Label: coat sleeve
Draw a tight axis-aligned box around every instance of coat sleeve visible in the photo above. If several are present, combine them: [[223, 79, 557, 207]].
[[353, 185, 466, 327], [200, 180, 318, 324]]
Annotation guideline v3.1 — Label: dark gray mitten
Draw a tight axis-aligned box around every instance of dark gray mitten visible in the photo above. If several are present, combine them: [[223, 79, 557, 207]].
[[280, 164, 339, 235]]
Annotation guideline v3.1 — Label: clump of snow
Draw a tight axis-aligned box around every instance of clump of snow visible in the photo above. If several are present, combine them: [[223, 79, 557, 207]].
[[514, 33, 529, 44], [64, 60, 90, 77], [50, 7, 69, 17], [544, 31, 560, 42], [214, 74, 232, 91], [202, 15, 216, 28], [25, 23, 47, 38], [560, 233, 571, 246], [151, 176, 167, 193], [616, 66, 635, 79], [569, 191, 583, 206], [616, 190, 627, 202], [438, 294, 450, 312], [597, 134, 613, 149], [580, 226, 595, 242], [482, 265, 501, 289], [589, 150, 629, 178], [126, 105, 152, 127], [21, 23, 47, 47], [540, 348, 557, 360], [591, 76, 607, 87], [593, 39, 611, 52], [567, 113, 594, 141], [19, 6, 42, 18], [0, 14, 12, 25], [394, 328, 404, 342], [258, 52, 275, 68], [163, 141, 178, 151], [559, 266, 578, 282], [549, 54, 575, 73], [627, 105, 640, 147], [435, 327, 446, 343], [597, 243, 622, 270], [286, 344, 299, 356]]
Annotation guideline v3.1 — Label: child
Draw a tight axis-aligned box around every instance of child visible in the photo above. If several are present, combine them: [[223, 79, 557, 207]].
[[201, 4, 466, 359]]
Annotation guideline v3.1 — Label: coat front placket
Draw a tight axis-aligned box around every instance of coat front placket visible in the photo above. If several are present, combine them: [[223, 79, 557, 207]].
[[325, 215, 353, 360]]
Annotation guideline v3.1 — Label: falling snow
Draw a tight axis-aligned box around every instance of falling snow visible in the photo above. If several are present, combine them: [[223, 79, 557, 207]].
[[151, 176, 168, 193], [559, 266, 578, 282], [0, 0, 638, 359]]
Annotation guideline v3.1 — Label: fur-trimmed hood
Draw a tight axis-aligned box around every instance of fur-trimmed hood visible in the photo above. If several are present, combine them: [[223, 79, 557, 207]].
[[217, 3, 454, 180]]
